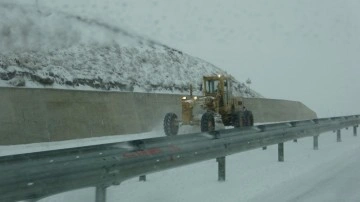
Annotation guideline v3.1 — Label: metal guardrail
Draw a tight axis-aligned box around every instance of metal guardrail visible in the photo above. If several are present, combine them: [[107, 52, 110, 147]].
[[0, 115, 359, 202]]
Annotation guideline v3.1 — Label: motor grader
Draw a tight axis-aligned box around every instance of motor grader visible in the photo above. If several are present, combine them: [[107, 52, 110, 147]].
[[163, 75, 254, 136]]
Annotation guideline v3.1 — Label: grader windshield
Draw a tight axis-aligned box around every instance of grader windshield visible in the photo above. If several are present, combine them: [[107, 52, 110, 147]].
[[204, 79, 219, 94], [203, 75, 233, 107], [203, 75, 230, 96]]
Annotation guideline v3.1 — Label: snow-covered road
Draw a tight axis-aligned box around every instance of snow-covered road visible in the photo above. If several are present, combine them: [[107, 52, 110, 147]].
[[2, 128, 360, 202], [249, 144, 360, 202]]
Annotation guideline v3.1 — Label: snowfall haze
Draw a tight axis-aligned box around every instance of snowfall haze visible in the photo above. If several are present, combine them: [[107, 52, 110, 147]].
[[23, 0, 360, 117], [1, 0, 360, 202]]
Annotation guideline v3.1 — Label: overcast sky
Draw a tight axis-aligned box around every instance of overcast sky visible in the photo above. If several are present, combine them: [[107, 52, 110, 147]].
[[9, 0, 360, 117], [110, 0, 360, 118]]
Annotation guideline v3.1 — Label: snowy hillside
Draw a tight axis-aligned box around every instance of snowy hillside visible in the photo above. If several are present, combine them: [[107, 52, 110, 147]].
[[0, 2, 261, 97]]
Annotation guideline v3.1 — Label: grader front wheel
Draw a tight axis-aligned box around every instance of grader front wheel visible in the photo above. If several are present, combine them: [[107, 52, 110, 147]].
[[164, 113, 179, 136]]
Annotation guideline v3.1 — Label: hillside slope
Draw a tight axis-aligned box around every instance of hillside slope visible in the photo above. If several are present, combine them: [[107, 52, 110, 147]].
[[0, 2, 262, 97]]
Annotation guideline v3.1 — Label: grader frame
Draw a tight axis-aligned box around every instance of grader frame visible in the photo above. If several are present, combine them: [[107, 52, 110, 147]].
[[164, 75, 254, 136]]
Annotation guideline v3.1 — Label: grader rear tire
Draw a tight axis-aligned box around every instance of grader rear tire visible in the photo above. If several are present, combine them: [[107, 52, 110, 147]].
[[245, 111, 254, 126], [201, 112, 215, 132], [233, 111, 244, 128], [234, 110, 254, 128], [164, 113, 179, 136]]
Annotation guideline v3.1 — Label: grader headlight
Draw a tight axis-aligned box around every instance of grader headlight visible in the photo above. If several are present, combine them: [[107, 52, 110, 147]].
[[182, 96, 187, 100]]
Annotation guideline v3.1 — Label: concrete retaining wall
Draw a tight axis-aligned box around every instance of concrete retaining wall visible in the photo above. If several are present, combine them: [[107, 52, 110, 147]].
[[243, 98, 317, 123], [0, 87, 316, 145]]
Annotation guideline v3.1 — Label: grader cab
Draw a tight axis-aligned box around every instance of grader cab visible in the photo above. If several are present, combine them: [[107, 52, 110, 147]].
[[163, 75, 254, 136]]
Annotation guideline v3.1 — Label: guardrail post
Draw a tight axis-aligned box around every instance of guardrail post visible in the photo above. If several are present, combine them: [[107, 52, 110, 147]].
[[278, 143, 284, 162], [313, 135, 319, 150], [262, 146, 267, 150], [293, 139, 298, 143], [95, 185, 107, 202], [354, 126, 358, 136], [216, 156, 226, 181], [337, 130, 341, 142], [139, 175, 146, 182]]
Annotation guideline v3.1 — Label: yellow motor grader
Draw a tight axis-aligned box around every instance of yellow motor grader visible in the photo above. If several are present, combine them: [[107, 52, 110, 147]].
[[163, 75, 254, 136]]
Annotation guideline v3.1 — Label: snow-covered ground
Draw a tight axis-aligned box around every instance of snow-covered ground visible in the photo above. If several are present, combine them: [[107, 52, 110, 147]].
[[2, 128, 359, 202], [1, 0, 360, 201]]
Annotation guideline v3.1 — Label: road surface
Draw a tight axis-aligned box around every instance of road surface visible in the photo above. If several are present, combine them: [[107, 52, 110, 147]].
[[249, 145, 360, 202]]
